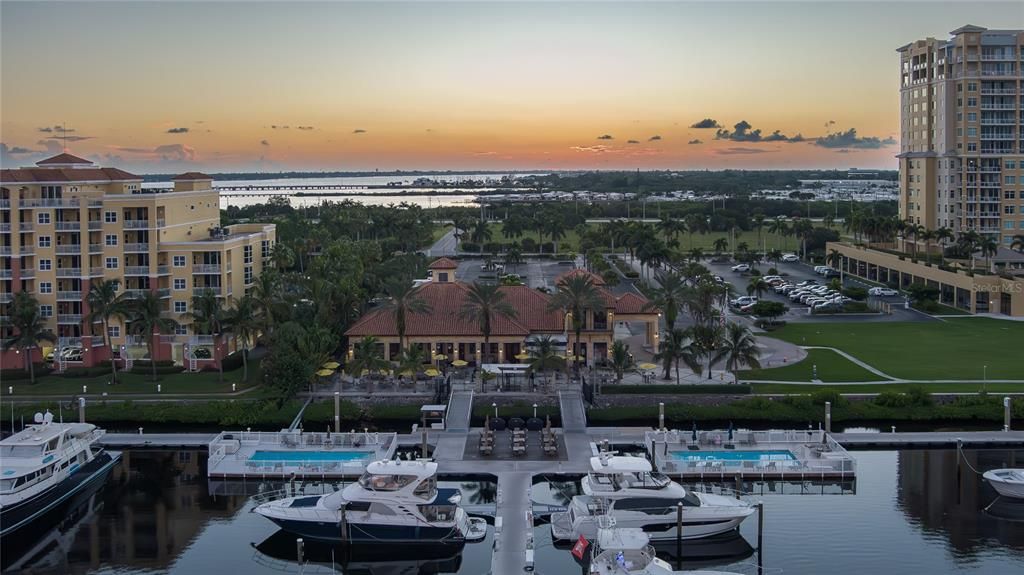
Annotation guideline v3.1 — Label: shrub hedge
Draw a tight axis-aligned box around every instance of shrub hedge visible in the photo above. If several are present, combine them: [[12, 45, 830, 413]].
[[602, 384, 751, 395]]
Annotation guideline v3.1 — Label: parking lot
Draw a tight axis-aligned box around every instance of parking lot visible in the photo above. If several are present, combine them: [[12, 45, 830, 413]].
[[703, 259, 934, 324], [453, 256, 635, 296]]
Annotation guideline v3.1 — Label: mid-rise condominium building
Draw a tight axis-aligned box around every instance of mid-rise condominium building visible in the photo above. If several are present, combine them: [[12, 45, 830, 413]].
[[0, 153, 276, 368], [897, 25, 1023, 245]]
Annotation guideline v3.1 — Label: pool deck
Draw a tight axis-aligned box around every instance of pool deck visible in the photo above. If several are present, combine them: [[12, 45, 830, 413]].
[[204, 430, 398, 479]]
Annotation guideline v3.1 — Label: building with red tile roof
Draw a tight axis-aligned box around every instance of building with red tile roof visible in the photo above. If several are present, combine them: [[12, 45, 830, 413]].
[[345, 258, 659, 365]]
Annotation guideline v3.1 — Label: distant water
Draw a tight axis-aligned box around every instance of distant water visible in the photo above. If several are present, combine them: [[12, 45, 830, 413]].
[[2, 448, 1022, 574], [143, 174, 544, 209]]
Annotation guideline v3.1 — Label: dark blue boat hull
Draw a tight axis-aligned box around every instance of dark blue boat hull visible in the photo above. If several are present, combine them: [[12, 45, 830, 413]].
[[267, 517, 465, 544]]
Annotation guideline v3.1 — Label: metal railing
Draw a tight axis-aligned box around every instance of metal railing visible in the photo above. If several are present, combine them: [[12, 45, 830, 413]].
[[0, 270, 11, 279], [123, 243, 150, 252], [57, 314, 83, 324], [0, 293, 13, 303], [88, 244, 103, 253], [57, 290, 83, 301], [0, 223, 9, 232], [156, 265, 170, 275], [55, 222, 81, 231], [87, 267, 104, 277], [20, 268, 34, 277], [207, 430, 397, 472], [88, 221, 103, 230], [56, 268, 82, 277], [56, 245, 82, 254], [124, 266, 150, 275], [193, 286, 223, 296], [0, 246, 11, 255], [192, 264, 221, 274], [122, 219, 150, 229], [18, 222, 33, 231], [190, 335, 215, 345], [17, 246, 33, 255]]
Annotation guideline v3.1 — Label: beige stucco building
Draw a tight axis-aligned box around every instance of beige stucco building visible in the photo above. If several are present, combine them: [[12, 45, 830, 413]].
[[1, 153, 276, 367]]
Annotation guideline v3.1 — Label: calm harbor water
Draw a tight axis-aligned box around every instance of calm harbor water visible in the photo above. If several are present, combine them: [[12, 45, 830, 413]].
[[144, 174, 543, 209], [2, 448, 1022, 574]]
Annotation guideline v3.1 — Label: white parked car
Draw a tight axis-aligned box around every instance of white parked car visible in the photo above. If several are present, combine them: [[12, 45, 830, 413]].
[[781, 254, 800, 263], [813, 265, 829, 274], [730, 296, 758, 307], [731, 264, 751, 272], [796, 280, 818, 287], [869, 287, 899, 297]]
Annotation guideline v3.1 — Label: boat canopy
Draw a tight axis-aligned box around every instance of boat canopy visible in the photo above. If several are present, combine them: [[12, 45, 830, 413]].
[[589, 455, 652, 474], [596, 527, 650, 551]]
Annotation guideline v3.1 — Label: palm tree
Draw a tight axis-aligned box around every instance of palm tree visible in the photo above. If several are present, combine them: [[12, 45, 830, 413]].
[[227, 295, 261, 382], [653, 327, 702, 383], [826, 248, 843, 270], [346, 336, 388, 388], [526, 334, 565, 391], [396, 345, 429, 388], [752, 214, 766, 253], [299, 325, 337, 388], [381, 280, 432, 350], [920, 229, 936, 263], [127, 291, 179, 382], [547, 273, 606, 371], [459, 282, 517, 364], [1012, 234, 1024, 254], [644, 270, 687, 327], [609, 340, 632, 383], [746, 276, 769, 299], [85, 279, 133, 384], [271, 242, 295, 271], [712, 322, 762, 384], [505, 243, 524, 273], [250, 270, 285, 341], [688, 247, 704, 263], [471, 218, 492, 245], [712, 237, 729, 256], [545, 215, 567, 254], [186, 290, 230, 383], [768, 218, 789, 250], [2, 293, 56, 383], [935, 227, 955, 265], [979, 236, 999, 271], [792, 219, 814, 260]]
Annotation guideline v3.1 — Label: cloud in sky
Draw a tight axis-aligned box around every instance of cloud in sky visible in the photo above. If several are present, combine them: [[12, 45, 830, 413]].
[[297, 126, 314, 130], [825, 120, 836, 128], [167, 127, 189, 134], [814, 128, 896, 149], [271, 125, 289, 129], [714, 147, 778, 155], [112, 143, 197, 162], [571, 145, 616, 153], [648, 135, 661, 141], [626, 139, 640, 144], [715, 120, 803, 143], [472, 151, 496, 156], [596, 134, 614, 140], [690, 118, 721, 129], [261, 140, 270, 146], [352, 129, 367, 134], [688, 139, 702, 145], [37, 125, 76, 134]]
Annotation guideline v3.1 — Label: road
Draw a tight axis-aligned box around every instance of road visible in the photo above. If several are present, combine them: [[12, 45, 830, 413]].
[[427, 228, 457, 257]]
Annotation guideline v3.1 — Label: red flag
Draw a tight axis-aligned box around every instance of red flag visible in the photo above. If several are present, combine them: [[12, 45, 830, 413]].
[[571, 534, 589, 560]]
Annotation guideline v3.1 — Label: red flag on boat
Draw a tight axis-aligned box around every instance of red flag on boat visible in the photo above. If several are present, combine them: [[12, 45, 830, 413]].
[[571, 534, 589, 560]]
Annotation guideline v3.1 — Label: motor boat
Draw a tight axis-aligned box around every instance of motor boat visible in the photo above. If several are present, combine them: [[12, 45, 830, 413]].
[[584, 527, 743, 575], [561, 453, 753, 541], [550, 492, 754, 542], [253, 459, 488, 544], [0, 412, 120, 537], [983, 468, 1024, 499], [252, 529, 464, 574]]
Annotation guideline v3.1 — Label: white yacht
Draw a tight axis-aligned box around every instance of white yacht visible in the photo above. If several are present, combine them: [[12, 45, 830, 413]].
[[0, 412, 120, 537], [585, 527, 743, 575], [553, 454, 754, 541], [253, 459, 488, 544], [984, 468, 1024, 499]]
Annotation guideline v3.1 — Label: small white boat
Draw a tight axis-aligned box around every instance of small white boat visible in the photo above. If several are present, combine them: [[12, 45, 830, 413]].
[[984, 469, 1024, 499], [586, 527, 742, 575]]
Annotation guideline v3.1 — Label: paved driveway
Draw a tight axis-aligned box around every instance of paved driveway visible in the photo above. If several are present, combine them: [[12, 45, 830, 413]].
[[703, 259, 934, 324]]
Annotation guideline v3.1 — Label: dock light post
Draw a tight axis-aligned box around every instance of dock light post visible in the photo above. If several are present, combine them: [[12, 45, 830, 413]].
[[659, 402, 665, 431], [675, 501, 683, 561], [7, 386, 11, 395], [157, 384, 161, 393], [493, 402, 498, 418], [334, 392, 341, 433], [1004, 397, 1011, 432], [532, 403, 538, 418], [812, 364, 818, 380], [296, 538, 304, 564], [232, 383, 236, 392], [79, 397, 85, 423], [825, 401, 832, 434], [83, 385, 87, 394]]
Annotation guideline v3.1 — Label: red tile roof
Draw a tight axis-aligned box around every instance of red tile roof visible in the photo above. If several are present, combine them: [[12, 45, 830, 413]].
[[428, 257, 459, 270], [614, 292, 654, 314], [345, 281, 566, 338], [0, 167, 141, 184], [36, 153, 92, 165], [171, 172, 213, 181]]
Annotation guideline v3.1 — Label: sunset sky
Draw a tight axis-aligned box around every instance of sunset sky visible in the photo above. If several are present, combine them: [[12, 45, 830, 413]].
[[0, 1, 1010, 173]]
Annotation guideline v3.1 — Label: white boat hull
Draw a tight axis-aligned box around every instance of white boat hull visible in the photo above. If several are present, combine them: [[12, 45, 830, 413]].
[[552, 511, 750, 542], [984, 469, 1024, 499]]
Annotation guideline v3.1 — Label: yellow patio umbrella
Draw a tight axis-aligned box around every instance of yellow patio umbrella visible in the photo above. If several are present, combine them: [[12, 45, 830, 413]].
[[398, 369, 415, 377], [515, 352, 532, 360], [433, 354, 448, 361], [316, 368, 335, 376], [563, 354, 583, 361], [638, 362, 658, 371], [360, 369, 370, 376], [322, 361, 340, 369], [424, 368, 441, 377], [451, 359, 468, 367]]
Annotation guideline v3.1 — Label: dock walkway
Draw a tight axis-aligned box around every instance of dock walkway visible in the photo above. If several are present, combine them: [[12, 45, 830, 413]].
[[831, 430, 1024, 448], [558, 390, 587, 432], [491, 472, 532, 575], [99, 433, 216, 448], [446, 391, 473, 432]]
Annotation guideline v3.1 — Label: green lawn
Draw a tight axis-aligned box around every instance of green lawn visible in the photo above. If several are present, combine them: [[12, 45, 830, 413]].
[[740, 348, 883, 382], [752, 382, 1024, 395], [5, 369, 261, 396], [764, 318, 1024, 380]]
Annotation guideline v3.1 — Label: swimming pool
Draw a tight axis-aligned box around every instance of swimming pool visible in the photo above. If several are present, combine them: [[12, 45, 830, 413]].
[[670, 449, 796, 462], [249, 450, 373, 464]]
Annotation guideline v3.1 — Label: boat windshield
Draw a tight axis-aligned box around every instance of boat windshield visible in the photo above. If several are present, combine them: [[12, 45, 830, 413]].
[[0, 445, 45, 458], [413, 477, 437, 500], [626, 472, 672, 489], [358, 472, 418, 491]]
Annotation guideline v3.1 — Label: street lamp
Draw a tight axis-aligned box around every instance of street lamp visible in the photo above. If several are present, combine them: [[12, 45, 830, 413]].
[[492, 402, 498, 418], [533, 403, 538, 418]]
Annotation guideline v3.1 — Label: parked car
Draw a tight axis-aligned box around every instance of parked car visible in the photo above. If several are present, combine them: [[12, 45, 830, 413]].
[[731, 264, 751, 273], [730, 296, 758, 308], [63, 348, 84, 362], [781, 254, 800, 263], [774, 283, 794, 294], [191, 348, 213, 359], [762, 275, 783, 282], [796, 280, 818, 287], [813, 266, 830, 275], [869, 287, 899, 297]]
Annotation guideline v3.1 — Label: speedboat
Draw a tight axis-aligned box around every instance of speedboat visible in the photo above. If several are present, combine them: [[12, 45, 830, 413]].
[[551, 493, 753, 542], [584, 527, 743, 575], [0, 412, 120, 537], [556, 454, 754, 541], [983, 468, 1024, 499], [253, 459, 488, 544]]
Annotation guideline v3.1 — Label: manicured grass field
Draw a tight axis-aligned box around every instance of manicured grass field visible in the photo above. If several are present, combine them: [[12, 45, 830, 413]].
[[764, 318, 1024, 380], [740, 348, 883, 383], [751, 382, 1024, 395], [5, 369, 260, 396]]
